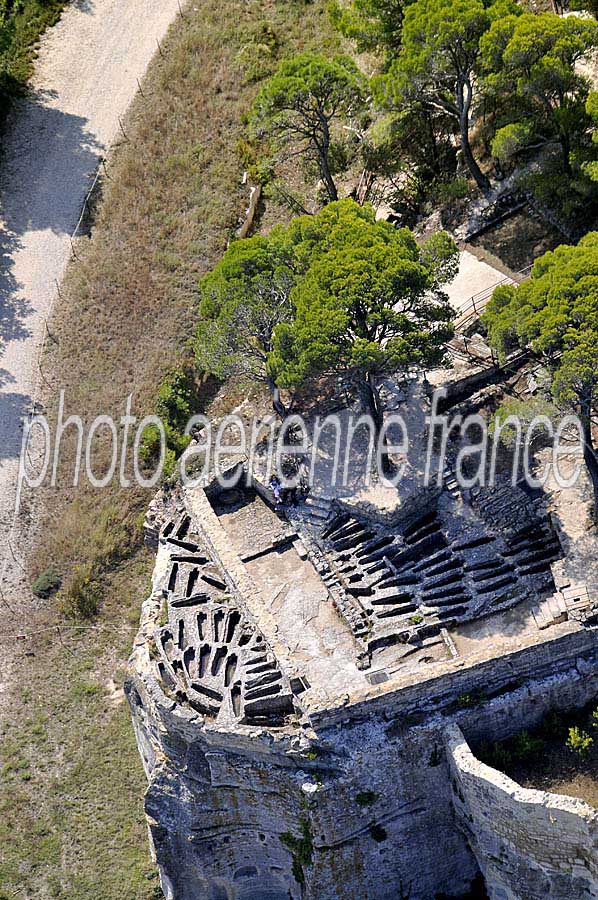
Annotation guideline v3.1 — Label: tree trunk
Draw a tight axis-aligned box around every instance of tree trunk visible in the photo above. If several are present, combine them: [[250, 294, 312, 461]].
[[360, 373, 383, 436], [360, 372, 393, 475], [560, 131, 572, 176], [267, 376, 288, 419], [426, 111, 441, 177], [318, 149, 338, 203], [321, 164, 339, 202], [458, 79, 491, 196], [318, 117, 339, 202]]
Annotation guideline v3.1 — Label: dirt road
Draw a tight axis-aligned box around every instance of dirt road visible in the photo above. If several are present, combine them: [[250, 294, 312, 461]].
[[0, 0, 182, 693]]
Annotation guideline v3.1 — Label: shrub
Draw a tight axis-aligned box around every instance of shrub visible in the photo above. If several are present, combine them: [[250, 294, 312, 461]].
[[369, 823, 388, 843], [489, 398, 558, 450], [237, 135, 261, 173], [0, 0, 67, 120], [541, 710, 567, 739], [235, 42, 277, 83], [356, 790, 379, 807], [137, 422, 163, 467], [138, 367, 196, 478], [280, 818, 313, 885], [435, 177, 470, 202], [31, 568, 61, 599], [511, 730, 545, 761], [456, 690, 485, 709], [521, 168, 598, 237], [567, 726, 594, 757], [478, 740, 513, 771], [59, 563, 102, 620], [71, 680, 101, 700], [154, 367, 196, 433], [491, 122, 534, 166]]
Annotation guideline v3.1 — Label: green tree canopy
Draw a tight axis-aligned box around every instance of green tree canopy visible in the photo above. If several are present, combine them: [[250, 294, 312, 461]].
[[480, 12, 598, 175], [584, 89, 598, 180], [331, 1, 458, 206], [483, 233, 598, 513], [378, 0, 517, 194], [570, 0, 598, 19], [366, 103, 459, 211], [195, 201, 382, 413], [195, 200, 458, 426], [270, 205, 458, 430], [195, 232, 296, 414], [329, 0, 410, 55], [249, 53, 367, 202]]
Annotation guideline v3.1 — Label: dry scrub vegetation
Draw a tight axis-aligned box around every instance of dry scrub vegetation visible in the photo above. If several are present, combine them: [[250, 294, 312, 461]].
[[0, 0, 67, 120], [0, 2, 340, 897]]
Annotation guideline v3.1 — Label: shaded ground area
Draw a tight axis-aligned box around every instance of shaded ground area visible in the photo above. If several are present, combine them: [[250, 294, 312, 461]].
[[440, 874, 489, 900], [0, 0, 68, 122], [470, 209, 563, 272], [449, 433, 598, 655], [475, 699, 598, 809]]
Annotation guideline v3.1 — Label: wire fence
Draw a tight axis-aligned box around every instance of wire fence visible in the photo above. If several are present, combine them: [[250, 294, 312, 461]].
[[0, 14, 181, 605], [0, 158, 108, 607], [444, 263, 534, 370]]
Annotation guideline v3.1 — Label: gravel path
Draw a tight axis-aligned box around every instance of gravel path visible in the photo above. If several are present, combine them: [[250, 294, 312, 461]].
[[0, 0, 182, 695]]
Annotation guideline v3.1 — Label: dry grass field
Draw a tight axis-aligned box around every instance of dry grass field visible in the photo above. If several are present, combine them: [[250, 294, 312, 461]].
[[0, 2, 340, 897]]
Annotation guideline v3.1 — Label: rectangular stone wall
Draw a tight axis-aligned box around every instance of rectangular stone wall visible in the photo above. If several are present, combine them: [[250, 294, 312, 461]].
[[312, 626, 598, 731], [446, 724, 598, 900]]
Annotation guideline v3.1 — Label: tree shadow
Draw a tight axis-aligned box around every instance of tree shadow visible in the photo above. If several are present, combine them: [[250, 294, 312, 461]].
[[0, 88, 103, 460], [0, 392, 32, 462], [0, 233, 31, 345]]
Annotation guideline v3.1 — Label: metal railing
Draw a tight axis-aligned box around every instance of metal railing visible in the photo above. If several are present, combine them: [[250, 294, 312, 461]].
[[456, 264, 533, 329]]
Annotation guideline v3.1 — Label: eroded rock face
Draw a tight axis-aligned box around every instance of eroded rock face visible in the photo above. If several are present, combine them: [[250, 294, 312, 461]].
[[126, 486, 478, 899], [128, 495, 306, 898], [127, 479, 598, 900], [142, 744, 304, 900], [127, 671, 478, 900]]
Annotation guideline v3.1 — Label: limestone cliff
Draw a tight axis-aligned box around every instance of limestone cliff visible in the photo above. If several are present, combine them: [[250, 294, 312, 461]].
[[127, 479, 598, 900]]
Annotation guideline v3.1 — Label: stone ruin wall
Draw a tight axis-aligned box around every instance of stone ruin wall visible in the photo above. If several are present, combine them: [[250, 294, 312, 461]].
[[129, 351, 598, 900], [127, 533, 598, 900], [446, 724, 598, 900], [311, 625, 598, 734]]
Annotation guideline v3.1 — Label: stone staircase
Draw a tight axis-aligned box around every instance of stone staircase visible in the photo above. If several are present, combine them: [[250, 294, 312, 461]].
[[531, 593, 568, 630], [531, 583, 591, 630], [443, 466, 460, 499], [297, 494, 334, 526]]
